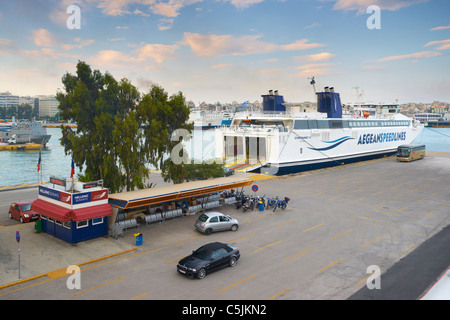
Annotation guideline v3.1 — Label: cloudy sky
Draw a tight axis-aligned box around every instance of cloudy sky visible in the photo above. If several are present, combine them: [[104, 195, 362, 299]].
[[0, 0, 449, 105]]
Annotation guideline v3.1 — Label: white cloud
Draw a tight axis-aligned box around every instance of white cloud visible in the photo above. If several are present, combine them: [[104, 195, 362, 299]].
[[96, 0, 136, 16], [293, 63, 334, 77], [329, 0, 428, 13], [430, 25, 450, 31], [282, 39, 324, 51], [257, 68, 288, 76], [135, 43, 179, 64], [61, 38, 95, 50], [424, 39, 450, 50], [182, 32, 324, 57], [210, 64, 231, 69], [89, 50, 137, 69], [361, 65, 387, 71], [377, 50, 443, 62], [0, 38, 17, 54], [305, 22, 321, 29], [32, 29, 59, 47], [157, 18, 175, 30], [227, 0, 264, 9], [294, 52, 337, 61], [150, 1, 183, 17], [20, 48, 76, 60], [89, 42, 179, 70]]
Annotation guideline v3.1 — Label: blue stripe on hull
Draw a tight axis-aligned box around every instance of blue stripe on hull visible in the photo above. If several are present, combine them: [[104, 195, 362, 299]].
[[253, 151, 397, 175]]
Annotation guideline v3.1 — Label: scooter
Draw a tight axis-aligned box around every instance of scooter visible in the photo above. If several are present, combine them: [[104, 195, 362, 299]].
[[273, 197, 290, 212], [242, 196, 255, 212], [266, 197, 277, 210]]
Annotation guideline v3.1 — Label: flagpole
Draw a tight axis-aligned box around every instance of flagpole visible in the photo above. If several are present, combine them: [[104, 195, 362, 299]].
[[71, 155, 75, 194], [37, 146, 42, 185]]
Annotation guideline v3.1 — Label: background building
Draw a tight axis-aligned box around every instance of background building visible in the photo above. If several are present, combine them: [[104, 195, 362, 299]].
[[37, 95, 59, 118], [0, 92, 19, 108]]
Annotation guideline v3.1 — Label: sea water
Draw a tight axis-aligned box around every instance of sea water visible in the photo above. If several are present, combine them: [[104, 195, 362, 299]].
[[0, 127, 448, 187]]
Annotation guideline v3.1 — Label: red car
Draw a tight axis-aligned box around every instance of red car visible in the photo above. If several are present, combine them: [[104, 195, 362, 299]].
[[8, 201, 40, 223]]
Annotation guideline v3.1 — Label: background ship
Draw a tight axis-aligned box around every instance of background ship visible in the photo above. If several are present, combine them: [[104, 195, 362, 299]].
[[0, 117, 51, 146]]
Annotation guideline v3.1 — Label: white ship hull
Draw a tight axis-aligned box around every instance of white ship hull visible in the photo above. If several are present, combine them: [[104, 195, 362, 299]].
[[215, 86, 424, 175], [216, 116, 423, 174]]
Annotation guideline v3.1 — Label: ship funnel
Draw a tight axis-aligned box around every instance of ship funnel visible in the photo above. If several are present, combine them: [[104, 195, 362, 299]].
[[316, 86, 342, 119], [262, 90, 285, 113]]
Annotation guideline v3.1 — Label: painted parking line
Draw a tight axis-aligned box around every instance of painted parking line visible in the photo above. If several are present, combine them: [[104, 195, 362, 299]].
[[424, 210, 435, 217], [330, 229, 352, 240], [356, 216, 388, 223], [69, 277, 126, 297], [130, 292, 149, 300], [228, 233, 256, 243], [253, 240, 282, 253], [0, 278, 53, 297], [283, 248, 312, 263], [302, 224, 323, 232], [276, 218, 298, 227], [361, 236, 382, 248], [317, 258, 342, 273], [267, 287, 290, 300], [216, 274, 256, 294], [81, 236, 203, 272], [398, 244, 414, 257]]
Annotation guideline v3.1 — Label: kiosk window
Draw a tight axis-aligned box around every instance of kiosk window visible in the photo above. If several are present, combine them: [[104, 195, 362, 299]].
[[77, 220, 89, 228], [92, 217, 103, 225]]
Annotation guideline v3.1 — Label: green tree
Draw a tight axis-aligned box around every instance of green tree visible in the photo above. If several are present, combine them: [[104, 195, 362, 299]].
[[138, 85, 193, 183], [57, 61, 144, 192], [56, 61, 193, 192]]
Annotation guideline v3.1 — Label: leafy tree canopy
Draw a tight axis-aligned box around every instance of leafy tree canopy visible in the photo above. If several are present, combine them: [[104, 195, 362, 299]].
[[56, 61, 193, 192]]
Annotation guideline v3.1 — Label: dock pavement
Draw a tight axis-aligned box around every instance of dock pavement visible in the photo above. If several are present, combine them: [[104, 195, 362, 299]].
[[0, 151, 449, 299]]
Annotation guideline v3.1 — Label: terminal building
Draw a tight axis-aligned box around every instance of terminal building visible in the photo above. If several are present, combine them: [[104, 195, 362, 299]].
[[31, 177, 112, 243], [30, 175, 254, 243]]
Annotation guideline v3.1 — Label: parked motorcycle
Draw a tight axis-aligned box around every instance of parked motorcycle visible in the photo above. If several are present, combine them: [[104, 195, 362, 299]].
[[266, 197, 277, 210], [242, 196, 256, 212], [272, 197, 290, 212]]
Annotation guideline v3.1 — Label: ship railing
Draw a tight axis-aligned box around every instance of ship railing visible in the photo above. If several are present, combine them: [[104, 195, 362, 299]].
[[221, 125, 291, 134]]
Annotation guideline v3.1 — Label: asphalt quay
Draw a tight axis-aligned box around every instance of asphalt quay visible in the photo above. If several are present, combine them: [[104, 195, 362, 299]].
[[0, 152, 449, 299]]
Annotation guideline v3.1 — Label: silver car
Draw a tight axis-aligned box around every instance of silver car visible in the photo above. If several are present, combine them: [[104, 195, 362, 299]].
[[195, 211, 239, 235]]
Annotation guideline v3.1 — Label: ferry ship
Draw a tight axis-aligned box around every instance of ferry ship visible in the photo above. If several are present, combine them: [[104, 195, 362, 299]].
[[189, 109, 234, 129], [0, 117, 51, 146], [215, 84, 424, 175]]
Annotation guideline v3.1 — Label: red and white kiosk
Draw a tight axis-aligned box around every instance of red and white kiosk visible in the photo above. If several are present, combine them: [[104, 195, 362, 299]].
[[31, 177, 112, 243]]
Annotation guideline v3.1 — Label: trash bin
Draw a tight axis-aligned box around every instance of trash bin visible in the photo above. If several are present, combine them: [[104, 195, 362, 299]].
[[258, 201, 265, 211], [135, 233, 143, 246], [35, 219, 42, 233]]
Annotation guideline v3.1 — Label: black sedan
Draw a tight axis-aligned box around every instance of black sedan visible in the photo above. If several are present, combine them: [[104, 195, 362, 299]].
[[177, 242, 240, 279]]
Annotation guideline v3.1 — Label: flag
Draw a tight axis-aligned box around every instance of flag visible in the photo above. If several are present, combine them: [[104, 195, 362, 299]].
[[70, 156, 75, 178], [37, 151, 41, 172]]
